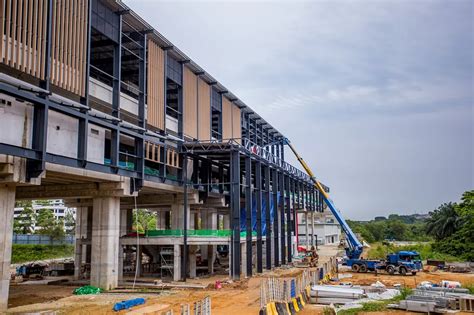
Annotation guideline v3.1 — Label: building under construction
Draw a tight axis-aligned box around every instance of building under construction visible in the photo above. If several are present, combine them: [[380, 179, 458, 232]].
[[0, 0, 328, 311]]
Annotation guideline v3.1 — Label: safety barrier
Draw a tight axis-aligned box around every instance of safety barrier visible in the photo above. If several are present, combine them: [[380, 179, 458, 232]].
[[260, 258, 338, 314], [144, 229, 257, 238]]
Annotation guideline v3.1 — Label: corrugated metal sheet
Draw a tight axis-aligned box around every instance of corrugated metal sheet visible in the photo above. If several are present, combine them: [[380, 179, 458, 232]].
[[232, 103, 242, 143], [197, 77, 211, 140], [222, 96, 232, 140], [183, 65, 198, 139], [147, 39, 165, 130]]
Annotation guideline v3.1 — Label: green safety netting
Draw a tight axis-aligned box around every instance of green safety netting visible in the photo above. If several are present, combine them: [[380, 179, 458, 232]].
[[144, 229, 257, 238], [73, 285, 102, 295]]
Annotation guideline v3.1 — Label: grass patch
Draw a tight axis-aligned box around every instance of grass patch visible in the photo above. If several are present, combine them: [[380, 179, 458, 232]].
[[464, 283, 474, 294], [367, 242, 459, 261], [11, 244, 74, 264]]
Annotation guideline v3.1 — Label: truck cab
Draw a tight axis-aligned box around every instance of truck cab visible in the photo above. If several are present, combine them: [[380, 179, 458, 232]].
[[386, 251, 423, 275]]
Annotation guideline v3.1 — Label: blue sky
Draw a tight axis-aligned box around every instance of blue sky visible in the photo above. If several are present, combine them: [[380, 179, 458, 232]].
[[125, 0, 473, 220]]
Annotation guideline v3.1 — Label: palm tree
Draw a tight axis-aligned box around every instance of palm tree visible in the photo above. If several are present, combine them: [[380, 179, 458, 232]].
[[425, 203, 460, 240]]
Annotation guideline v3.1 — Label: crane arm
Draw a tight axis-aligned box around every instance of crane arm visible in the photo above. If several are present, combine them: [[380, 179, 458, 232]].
[[284, 139, 363, 259]]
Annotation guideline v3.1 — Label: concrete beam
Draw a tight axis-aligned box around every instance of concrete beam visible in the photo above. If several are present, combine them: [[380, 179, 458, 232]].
[[0, 184, 15, 311], [120, 192, 201, 208], [16, 182, 129, 199]]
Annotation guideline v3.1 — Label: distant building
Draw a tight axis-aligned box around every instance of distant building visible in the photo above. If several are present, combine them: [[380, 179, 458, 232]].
[[297, 210, 341, 246], [14, 200, 76, 233]]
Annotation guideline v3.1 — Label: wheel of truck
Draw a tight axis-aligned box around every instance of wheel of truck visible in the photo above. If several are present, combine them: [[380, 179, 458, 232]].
[[399, 267, 407, 276], [351, 264, 360, 272], [359, 264, 368, 273], [411, 271, 417, 276], [386, 265, 395, 275]]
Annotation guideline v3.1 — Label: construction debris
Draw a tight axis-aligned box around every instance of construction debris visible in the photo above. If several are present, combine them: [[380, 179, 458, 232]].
[[73, 285, 102, 295]]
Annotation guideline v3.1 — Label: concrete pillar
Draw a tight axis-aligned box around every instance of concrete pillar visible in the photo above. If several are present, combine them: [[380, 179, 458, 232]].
[[207, 244, 216, 274], [171, 203, 190, 230], [223, 213, 230, 230], [311, 212, 315, 247], [241, 242, 247, 278], [158, 211, 167, 229], [189, 245, 197, 278], [118, 245, 124, 281], [173, 244, 181, 282], [305, 211, 309, 249], [74, 206, 88, 280], [0, 185, 15, 311], [90, 196, 120, 290], [120, 209, 129, 237]]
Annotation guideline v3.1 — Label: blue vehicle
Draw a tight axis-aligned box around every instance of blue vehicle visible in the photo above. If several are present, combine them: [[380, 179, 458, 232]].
[[346, 251, 423, 275], [284, 139, 423, 276]]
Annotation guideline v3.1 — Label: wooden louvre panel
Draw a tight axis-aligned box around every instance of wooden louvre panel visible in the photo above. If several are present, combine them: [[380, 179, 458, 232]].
[[144, 141, 161, 163], [50, 0, 88, 96], [222, 96, 233, 140], [183, 66, 198, 139], [197, 77, 211, 140], [147, 39, 165, 130], [232, 104, 242, 143], [0, 0, 48, 79], [166, 148, 180, 168]]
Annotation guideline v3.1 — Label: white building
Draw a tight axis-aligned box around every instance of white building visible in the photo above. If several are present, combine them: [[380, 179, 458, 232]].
[[297, 210, 341, 246], [14, 200, 76, 232]]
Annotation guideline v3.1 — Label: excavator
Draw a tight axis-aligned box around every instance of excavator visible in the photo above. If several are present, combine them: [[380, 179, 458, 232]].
[[283, 139, 422, 275]]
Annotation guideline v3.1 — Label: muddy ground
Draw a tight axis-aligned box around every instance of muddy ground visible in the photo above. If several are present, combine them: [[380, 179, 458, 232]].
[[6, 246, 474, 314]]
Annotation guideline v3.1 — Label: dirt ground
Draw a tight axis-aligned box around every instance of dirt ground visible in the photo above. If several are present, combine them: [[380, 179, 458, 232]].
[[6, 246, 474, 315]]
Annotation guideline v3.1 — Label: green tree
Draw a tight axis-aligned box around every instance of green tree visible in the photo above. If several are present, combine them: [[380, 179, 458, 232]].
[[13, 201, 36, 234], [132, 209, 157, 234], [64, 211, 75, 235], [385, 220, 407, 240], [433, 191, 474, 260], [426, 203, 460, 240], [36, 208, 56, 234]]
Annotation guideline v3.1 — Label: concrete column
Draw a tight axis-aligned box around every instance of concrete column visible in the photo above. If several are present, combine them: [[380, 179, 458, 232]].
[[223, 213, 230, 230], [173, 244, 181, 282], [119, 209, 129, 237], [311, 212, 315, 247], [118, 245, 124, 281], [189, 245, 197, 278], [171, 203, 190, 230], [0, 185, 15, 312], [305, 211, 309, 249], [74, 206, 88, 280], [90, 196, 120, 290], [207, 244, 216, 274], [241, 242, 247, 278], [158, 211, 167, 229]]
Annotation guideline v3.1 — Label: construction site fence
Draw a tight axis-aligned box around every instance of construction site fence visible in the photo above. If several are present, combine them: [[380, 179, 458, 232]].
[[260, 257, 338, 314], [13, 234, 74, 245]]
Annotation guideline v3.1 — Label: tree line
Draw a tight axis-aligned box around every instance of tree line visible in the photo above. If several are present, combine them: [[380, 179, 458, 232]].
[[13, 201, 75, 240], [348, 190, 473, 261]]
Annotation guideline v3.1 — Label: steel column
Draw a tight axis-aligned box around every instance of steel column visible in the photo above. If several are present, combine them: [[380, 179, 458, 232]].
[[272, 168, 280, 267], [110, 13, 123, 170], [182, 154, 188, 281], [230, 150, 241, 279], [255, 160, 263, 273], [264, 164, 272, 269], [279, 172, 286, 265], [245, 156, 252, 276], [285, 175, 292, 263]]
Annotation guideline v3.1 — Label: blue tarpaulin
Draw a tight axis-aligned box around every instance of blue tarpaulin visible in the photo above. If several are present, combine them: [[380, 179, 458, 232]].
[[240, 192, 280, 234]]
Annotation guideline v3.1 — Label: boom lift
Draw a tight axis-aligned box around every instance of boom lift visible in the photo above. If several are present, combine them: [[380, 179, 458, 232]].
[[283, 139, 422, 275]]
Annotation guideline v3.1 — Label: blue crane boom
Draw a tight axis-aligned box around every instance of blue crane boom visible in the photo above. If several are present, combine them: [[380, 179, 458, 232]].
[[283, 139, 364, 259]]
